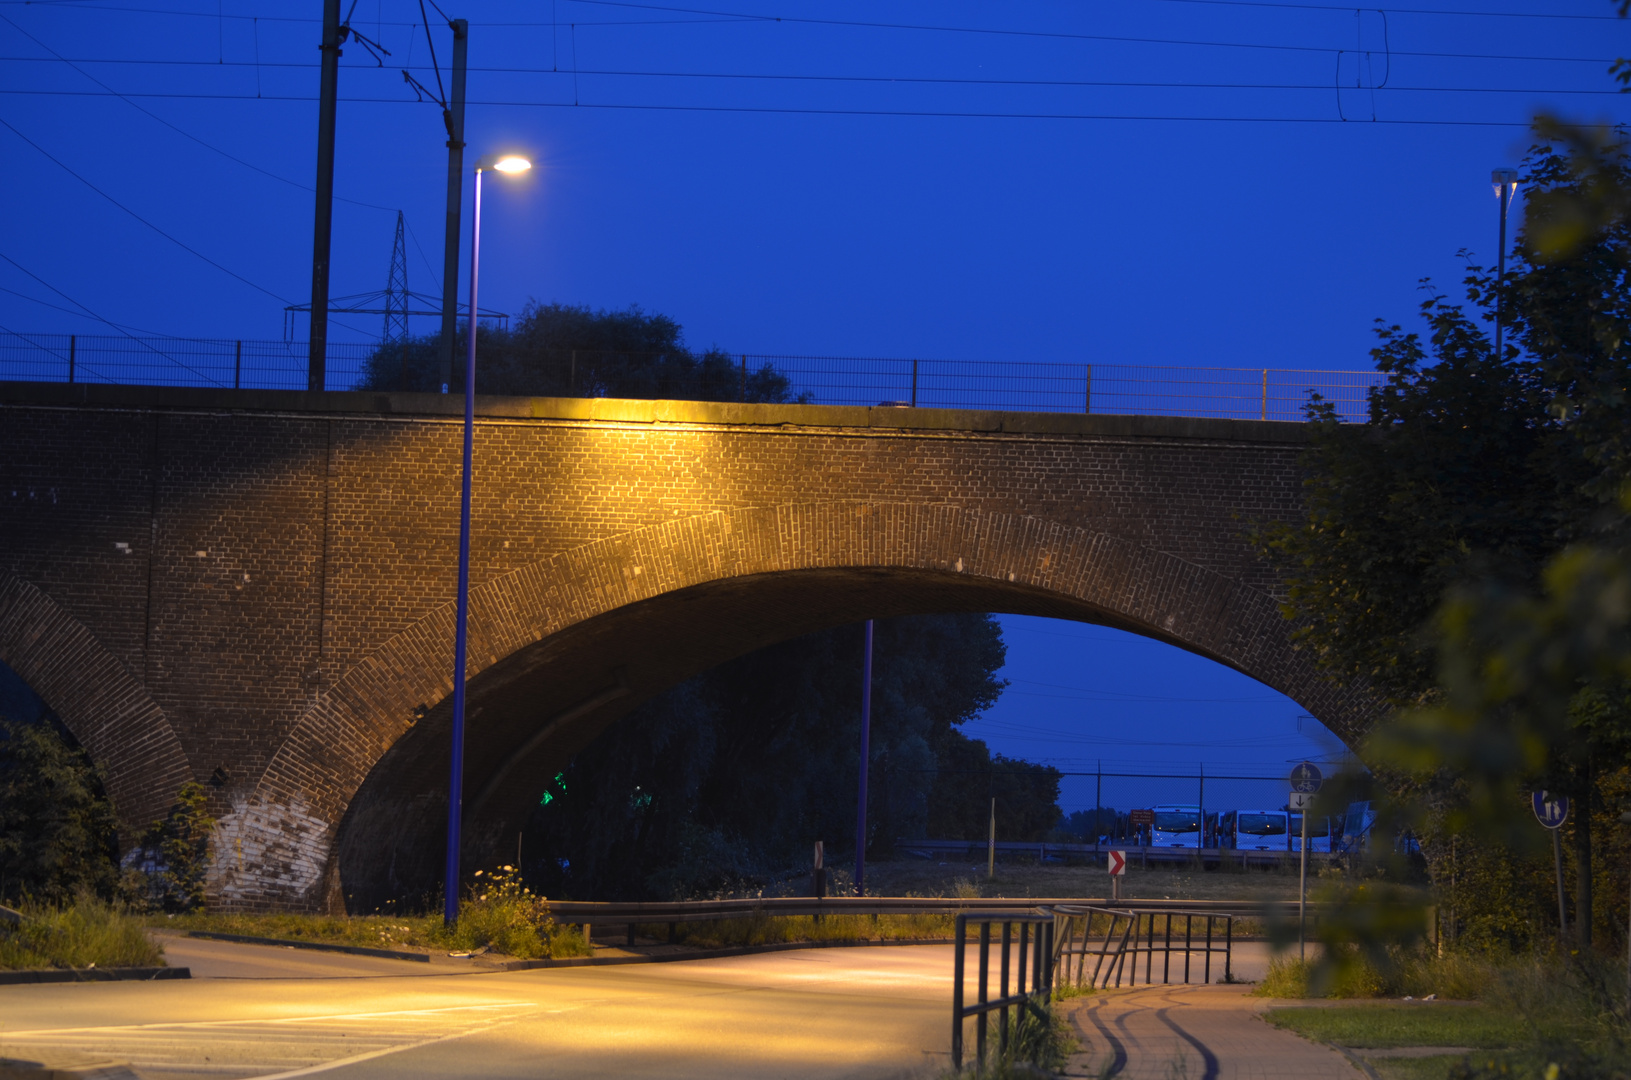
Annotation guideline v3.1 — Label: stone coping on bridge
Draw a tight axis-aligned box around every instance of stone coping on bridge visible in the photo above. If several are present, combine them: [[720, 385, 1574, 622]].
[[0, 380, 1313, 443]]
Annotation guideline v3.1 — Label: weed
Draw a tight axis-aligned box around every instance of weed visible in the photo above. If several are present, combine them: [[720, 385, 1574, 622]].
[[0, 896, 164, 969]]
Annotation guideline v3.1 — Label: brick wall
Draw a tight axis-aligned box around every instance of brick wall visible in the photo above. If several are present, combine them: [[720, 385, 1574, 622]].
[[0, 383, 1369, 911]]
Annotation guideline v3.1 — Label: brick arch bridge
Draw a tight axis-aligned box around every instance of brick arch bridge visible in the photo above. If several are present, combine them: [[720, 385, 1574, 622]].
[[0, 383, 1371, 912]]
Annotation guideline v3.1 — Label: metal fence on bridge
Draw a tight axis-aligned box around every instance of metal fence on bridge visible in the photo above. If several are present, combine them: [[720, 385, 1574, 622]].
[[0, 331, 1384, 423]]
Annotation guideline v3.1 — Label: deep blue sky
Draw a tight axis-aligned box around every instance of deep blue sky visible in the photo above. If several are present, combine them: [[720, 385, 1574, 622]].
[[2, 0, 1627, 793]]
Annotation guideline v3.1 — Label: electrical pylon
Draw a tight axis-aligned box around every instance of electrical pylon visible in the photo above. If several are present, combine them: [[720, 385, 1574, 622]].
[[383, 211, 410, 346]]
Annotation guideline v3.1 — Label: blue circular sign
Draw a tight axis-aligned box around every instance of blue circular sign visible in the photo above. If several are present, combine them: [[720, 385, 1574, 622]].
[[1532, 791, 1570, 830], [1290, 762, 1323, 794]]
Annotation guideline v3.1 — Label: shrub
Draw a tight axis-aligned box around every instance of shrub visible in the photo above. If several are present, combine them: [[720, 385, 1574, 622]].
[[0, 717, 121, 905], [0, 897, 163, 969], [439, 866, 591, 960], [123, 782, 215, 913]]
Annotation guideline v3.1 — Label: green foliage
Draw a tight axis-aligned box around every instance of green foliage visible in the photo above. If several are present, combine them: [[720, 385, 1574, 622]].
[[0, 716, 121, 906], [124, 782, 215, 913], [1254, 293, 1585, 715], [358, 301, 802, 403], [0, 897, 164, 970], [522, 614, 1052, 901], [440, 866, 590, 960]]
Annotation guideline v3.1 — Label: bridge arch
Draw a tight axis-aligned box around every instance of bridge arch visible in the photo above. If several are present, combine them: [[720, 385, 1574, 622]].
[[212, 502, 1372, 912], [0, 572, 193, 838]]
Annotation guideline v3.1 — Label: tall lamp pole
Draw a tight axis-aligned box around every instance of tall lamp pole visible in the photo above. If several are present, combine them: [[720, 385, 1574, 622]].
[[854, 620, 874, 897], [1491, 168, 1518, 359], [444, 153, 533, 928]]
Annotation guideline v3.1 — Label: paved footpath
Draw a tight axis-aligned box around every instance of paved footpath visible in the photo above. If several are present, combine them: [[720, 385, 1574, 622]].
[[1061, 984, 1360, 1080]]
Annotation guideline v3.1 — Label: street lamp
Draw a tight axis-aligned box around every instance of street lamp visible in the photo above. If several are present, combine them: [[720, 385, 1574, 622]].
[[1491, 167, 1518, 359], [445, 152, 533, 928]]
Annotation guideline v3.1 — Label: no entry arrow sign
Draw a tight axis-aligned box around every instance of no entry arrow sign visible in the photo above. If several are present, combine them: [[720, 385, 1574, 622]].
[[1108, 850, 1127, 876]]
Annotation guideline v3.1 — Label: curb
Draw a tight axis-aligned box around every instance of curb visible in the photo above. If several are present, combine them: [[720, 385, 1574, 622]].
[[499, 936, 957, 970], [0, 967, 188, 986], [0, 1059, 140, 1079], [182, 931, 429, 962]]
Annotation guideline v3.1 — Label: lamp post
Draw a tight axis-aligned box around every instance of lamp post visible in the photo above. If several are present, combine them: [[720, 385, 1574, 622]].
[[1491, 168, 1518, 359], [444, 152, 533, 928]]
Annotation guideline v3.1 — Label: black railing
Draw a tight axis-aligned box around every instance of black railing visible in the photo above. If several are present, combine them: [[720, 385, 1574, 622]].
[[1051, 904, 1233, 990], [951, 910, 1055, 1071]]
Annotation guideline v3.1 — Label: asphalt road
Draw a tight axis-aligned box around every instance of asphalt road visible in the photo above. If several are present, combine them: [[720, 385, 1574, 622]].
[[0, 938, 1283, 1079], [0, 942, 964, 1080]]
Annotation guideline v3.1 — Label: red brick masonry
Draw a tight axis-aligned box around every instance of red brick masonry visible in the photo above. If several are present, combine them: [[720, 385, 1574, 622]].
[[0, 383, 1371, 911]]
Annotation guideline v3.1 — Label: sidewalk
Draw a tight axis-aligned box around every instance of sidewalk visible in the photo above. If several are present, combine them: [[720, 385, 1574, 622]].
[[1060, 984, 1359, 1080]]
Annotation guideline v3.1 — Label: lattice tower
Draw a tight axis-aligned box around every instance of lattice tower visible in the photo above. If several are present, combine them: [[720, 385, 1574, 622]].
[[383, 211, 410, 345]]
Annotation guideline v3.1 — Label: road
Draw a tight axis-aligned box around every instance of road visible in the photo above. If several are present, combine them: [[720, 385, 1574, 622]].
[[0, 940, 964, 1080], [0, 938, 1308, 1080]]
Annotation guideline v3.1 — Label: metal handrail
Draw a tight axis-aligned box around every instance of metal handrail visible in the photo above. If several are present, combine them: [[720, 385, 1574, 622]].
[[951, 910, 1054, 1071], [1050, 904, 1234, 990]]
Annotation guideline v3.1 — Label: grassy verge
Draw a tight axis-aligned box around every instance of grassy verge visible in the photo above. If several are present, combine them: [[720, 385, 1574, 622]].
[[1263, 1004, 1513, 1049], [1, 899, 165, 969], [156, 869, 592, 961], [639, 911, 954, 948]]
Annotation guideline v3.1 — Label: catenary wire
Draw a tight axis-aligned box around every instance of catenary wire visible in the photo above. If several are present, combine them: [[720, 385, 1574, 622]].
[[4, 55, 1624, 97], [0, 88, 1565, 125]]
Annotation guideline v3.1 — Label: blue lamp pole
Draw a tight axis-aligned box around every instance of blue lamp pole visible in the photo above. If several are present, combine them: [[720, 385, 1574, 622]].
[[444, 153, 532, 928], [1491, 167, 1518, 359], [854, 619, 874, 897]]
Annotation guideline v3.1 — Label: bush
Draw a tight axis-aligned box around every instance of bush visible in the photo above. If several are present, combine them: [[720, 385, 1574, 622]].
[[438, 866, 590, 960], [123, 782, 215, 913], [0, 717, 121, 905], [0, 897, 163, 969]]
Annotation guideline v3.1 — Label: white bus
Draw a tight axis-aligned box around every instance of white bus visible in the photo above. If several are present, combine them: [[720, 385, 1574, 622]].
[[1227, 809, 1291, 851], [1149, 804, 1206, 848]]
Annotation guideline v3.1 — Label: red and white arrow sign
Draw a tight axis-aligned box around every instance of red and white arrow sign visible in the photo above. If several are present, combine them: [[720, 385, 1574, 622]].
[[1108, 850, 1127, 876]]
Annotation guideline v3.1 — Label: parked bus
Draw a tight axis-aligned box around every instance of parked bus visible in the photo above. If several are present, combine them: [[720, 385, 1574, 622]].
[[1149, 804, 1211, 848], [1225, 808, 1292, 851]]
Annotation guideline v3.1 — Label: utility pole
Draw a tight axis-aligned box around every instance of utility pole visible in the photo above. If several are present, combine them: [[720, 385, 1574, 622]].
[[438, 20, 469, 394], [307, 0, 344, 392]]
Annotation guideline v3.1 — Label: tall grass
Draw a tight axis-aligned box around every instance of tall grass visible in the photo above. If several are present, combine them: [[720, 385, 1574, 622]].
[[0, 898, 164, 969], [161, 868, 591, 961]]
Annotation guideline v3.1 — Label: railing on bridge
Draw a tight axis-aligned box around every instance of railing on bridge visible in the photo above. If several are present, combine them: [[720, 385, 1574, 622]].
[[0, 331, 1384, 423]]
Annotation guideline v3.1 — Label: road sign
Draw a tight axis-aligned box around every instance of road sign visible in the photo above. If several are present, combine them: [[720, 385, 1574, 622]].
[[1532, 791, 1570, 830], [1289, 791, 1313, 810], [1290, 762, 1324, 794], [1129, 809, 1155, 827], [1108, 850, 1127, 876]]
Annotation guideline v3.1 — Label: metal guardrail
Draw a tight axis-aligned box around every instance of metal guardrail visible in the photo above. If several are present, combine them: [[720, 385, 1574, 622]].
[[951, 910, 1055, 1072], [0, 331, 1384, 423], [1051, 905, 1233, 990], [899, 838, 1334, 868], [543, 895, 1307, 948]]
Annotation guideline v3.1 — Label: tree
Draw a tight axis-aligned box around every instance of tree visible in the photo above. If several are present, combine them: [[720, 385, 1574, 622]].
[[518, 614, 1056, 900], [0, 716, 121, 906], [1257, 136, 1631, 948], [358, 301, 802, 403]]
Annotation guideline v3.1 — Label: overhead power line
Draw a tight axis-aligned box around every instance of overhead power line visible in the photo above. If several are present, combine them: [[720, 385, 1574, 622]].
[[0, 113, 293, 304], [0, 88, 1566, 126], [4, 55, 1626, 97], [1, 0, 1621, 55]]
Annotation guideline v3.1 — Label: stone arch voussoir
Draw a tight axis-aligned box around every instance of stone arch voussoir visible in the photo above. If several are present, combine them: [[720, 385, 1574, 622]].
[[213, 502, 1365, 911], [0, 572, 193, 837]]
